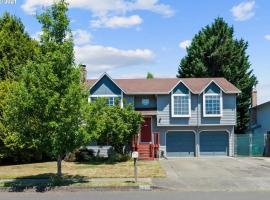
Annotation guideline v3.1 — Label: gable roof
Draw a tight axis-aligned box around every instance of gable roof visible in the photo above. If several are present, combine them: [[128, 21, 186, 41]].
[[87, 75, 241, 95], [89, 73, 123, 93]]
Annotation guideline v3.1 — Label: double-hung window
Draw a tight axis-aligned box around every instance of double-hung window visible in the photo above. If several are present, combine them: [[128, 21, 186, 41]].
[[171, 93, 191, 117], [108, 97, 115, 106], [89, 95, 121, 107], [203, 93, 222, 117]]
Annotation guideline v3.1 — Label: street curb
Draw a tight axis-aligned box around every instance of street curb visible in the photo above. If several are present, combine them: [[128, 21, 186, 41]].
[[0, 185, 168, 193]]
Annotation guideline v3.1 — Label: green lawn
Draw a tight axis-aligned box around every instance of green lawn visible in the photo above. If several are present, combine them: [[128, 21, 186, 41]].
[[0, 160, 165, 179]]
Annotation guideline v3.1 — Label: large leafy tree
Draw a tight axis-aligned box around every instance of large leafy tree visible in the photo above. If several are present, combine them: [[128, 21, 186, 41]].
[[2, 0, 86, 176], [36, 0, 86, 176], [0, 12, 39, 80], [85, 98, 143, 154], [177, 18, 257, 133]]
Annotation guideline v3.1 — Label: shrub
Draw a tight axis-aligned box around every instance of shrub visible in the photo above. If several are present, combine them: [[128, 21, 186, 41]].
[[108, 152, 131, 162], [64, 148, 94, 162]]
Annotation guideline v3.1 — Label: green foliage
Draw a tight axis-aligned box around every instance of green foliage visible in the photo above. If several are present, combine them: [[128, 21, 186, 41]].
[[0, 12, 39, 80], [35, 0, 86, 160], [0, 12, 39, 162], [108, 152, 131, 162], [85, 98, 143, 155], [177, 17, 257, 132], [1, 1, 87, 174], [147, 72, 154, 79]]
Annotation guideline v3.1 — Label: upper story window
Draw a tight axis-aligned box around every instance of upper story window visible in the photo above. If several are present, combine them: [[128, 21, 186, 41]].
[[203, 82, 223, 117], [170, 82, 191, 118], [171, 93, 191, 117], [90, 95, 121, 107], [204, 94, 221, 115]]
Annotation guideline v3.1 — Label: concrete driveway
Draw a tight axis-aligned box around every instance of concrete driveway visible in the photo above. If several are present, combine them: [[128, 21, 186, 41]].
[[153, 157, 270, 191]]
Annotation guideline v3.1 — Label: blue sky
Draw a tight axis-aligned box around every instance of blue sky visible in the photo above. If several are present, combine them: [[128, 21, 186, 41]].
[[0, 0, 270, 104]]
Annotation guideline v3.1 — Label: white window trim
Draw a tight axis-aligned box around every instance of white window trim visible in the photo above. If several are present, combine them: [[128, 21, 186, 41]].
[[171, 92, 191, 117], [89, 94, 122, 107], [90, 94, 120, 97], [203, 91, 223, 117]]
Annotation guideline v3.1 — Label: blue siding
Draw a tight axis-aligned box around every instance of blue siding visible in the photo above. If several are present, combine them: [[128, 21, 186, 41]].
[[173, 82, 189, 94], [157, 93, 236, 126], [134, 95, 157, 109], [255, 102, 270, 134], [123, 95, 134, 106], [157, 94, 199, 126], [201, 94, 236, 125], [90, 75, 121, 95], [151, 116, 234, 157], [205, 82, 220, 94]]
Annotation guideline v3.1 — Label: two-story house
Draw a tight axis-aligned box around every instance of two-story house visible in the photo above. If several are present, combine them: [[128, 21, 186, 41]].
[[87, 73, 241, 159]]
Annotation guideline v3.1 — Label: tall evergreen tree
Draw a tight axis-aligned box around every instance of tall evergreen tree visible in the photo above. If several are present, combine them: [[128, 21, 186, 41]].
[[0, 13, 39, 163], [0, 12, 39, 80], [177, 18, 257, 133]]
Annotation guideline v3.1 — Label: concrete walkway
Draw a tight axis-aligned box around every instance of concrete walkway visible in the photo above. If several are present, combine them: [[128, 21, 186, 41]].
[[153, 157, 270, 191]]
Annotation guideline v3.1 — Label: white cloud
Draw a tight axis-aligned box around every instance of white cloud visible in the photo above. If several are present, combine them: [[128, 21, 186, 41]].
[[21, 0, 174, 17], [72, 29, 92, 45], [91, 15, 142, 28], [179, 40, 191, 49], [21, 0, 54, 15], [129, 0, 174, 17], [22, 0, 173, 29], [265, 35, 270, 41], [31, 31, 42, 41], [231, 1, 256, 21], [74, 44, 155, 72]]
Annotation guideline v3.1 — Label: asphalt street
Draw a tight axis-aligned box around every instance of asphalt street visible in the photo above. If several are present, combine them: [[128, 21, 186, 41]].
[[1, 191, 270, 200]]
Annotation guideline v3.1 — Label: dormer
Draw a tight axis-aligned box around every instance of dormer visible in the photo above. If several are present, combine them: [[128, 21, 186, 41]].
[[202, 81, 223, 117], [170, 82, 191, 118]]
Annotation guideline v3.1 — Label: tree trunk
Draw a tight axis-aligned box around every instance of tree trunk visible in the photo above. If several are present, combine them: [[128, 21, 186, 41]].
[[57, 155, 62, 177]]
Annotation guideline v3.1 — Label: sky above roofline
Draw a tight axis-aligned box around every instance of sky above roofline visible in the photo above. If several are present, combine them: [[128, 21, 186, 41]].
[[0, 0, 269, 104]]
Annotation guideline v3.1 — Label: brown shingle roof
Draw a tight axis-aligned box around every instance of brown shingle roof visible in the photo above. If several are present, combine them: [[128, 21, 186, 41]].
[[86, 76, 241, 94]]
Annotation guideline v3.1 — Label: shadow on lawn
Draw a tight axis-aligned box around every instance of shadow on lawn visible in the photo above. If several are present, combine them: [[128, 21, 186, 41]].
[[3, 173, 88, 192]]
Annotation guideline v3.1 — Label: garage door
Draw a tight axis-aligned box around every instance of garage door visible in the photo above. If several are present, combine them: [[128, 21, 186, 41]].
[[166, 131, 195, 157], [200, 131, 229, 156]]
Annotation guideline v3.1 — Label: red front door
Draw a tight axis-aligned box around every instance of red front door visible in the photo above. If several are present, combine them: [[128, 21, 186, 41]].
[[140, 117, 152, 143]]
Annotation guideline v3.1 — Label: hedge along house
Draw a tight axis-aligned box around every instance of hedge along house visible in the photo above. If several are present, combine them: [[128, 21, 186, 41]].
[[87, 73, 241, 160]]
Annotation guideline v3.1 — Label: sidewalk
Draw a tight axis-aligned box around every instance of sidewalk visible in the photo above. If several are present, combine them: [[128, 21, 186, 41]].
[[0, 177, 163, 192], [0, 177, 152, 184]]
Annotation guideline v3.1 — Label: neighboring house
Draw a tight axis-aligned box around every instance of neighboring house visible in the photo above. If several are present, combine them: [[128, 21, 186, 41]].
[[87, 73, 241, 159], [249, 90, 270, 155], [250, 89, 270, 135]]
